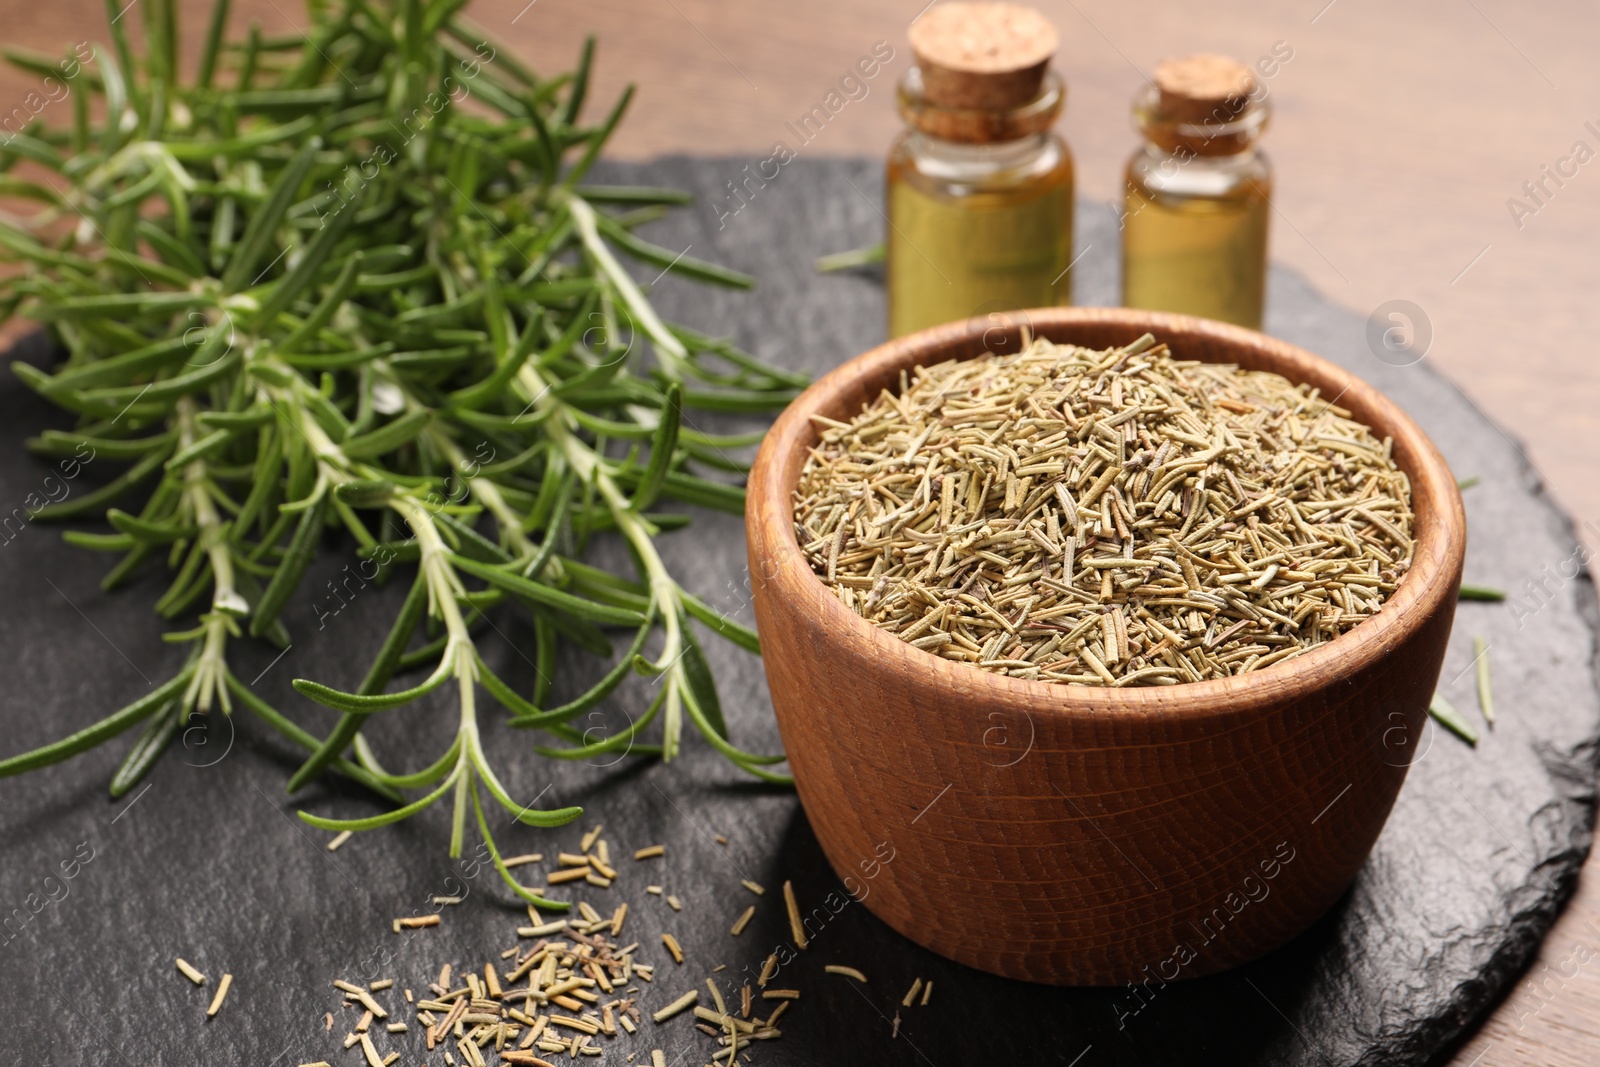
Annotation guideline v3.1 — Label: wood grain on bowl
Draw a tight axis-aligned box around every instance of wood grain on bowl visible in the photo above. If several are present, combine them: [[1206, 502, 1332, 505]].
[[746, 307, 1466, 985]]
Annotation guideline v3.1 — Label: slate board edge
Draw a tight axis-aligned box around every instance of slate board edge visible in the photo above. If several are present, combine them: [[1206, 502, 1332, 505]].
[[1418, 406, 1600, 1066]]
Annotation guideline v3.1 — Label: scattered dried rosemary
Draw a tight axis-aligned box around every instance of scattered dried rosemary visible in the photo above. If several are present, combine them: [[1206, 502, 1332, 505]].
[[795, 334, 1415, 685], [312, 825, 792, 1066]]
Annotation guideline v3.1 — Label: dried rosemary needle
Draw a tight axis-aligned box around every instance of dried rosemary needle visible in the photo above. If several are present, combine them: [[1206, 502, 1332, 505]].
[[794, 334, 1415, 685], [1474, 635, 1495, 726]]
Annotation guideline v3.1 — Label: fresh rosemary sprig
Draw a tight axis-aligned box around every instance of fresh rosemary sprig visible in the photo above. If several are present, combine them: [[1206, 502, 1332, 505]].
[[0, 0, 798, 903]]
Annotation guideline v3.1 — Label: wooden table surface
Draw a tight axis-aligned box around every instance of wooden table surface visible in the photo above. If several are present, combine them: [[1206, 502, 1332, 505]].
[[2, 1, 1598, 1062]]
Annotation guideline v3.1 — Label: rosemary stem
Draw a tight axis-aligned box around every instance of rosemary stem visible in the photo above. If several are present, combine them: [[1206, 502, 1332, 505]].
[[176, 395, 245, 616], [174, 395, 239, 717], [387, 492, 484, 856], [450, 673, 476, 858], [563, 193, 689, 379], [524, 363, 689, 757], [389, 497, 474, 651], [522, 364, 685, 657], [430, 427, 535, 557]]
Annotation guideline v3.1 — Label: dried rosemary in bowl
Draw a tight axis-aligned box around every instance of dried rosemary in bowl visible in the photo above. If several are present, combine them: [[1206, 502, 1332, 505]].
[[793, 334, 1415, 686]]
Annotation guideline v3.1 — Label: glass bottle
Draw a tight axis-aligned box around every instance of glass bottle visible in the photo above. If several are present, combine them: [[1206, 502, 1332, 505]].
[[1121, 54, 1271, 330], [886, 3, 1074, 338]]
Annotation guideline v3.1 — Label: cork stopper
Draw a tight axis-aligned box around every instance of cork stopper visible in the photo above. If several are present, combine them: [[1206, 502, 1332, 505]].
[[1152, 54, 1256, 125], [909, 2, 1059, 111]]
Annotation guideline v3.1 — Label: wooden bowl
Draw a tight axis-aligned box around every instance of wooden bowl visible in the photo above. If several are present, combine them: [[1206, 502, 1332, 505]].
[[745, 308, 1465, 985]]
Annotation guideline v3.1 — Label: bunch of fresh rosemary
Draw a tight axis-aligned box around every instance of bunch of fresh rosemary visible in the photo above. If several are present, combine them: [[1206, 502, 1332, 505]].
[[0, 0, 798, 902]]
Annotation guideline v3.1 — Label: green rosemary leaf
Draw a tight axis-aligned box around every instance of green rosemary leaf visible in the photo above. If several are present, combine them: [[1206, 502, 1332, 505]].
[[352, 735, 463, 791], [341, 408, 432, 459], [1429, 692, 1480, 746], [196, 0, 232, 89], [656, 470, 746, 514], [101, 543, 157, 592], [450, 553, 647, 626], [280, 344, 397, 372], [0, 132, 63, 172], [472, 753, 585, 828], [300, 383, 352, 442], [681, 386, 801, 412], [62, 531, 137, 553], [29, 444, 173, 521], [631, 382, 680, 511], [27, 428, 178, 460], [251, 179, 364, 327], [504, 614, 654, 727], [133, 220, 207, 280], [476, 656, 543, 720], [0, 667, 191, 777], [292, 659, 453, 713], [76, 345, 239, 407], [814, 242, 885, 273], [534, 683, 667, 760], [0, 47, 88, 85], [166, 116, 322, 161], [209, 193, 237, 271], [109, 698, 181, 797], [468, 778, 575, 909], [681, 591, 761, 655], [681, 427, 770, 449], [445, 15, 538, 85], [433, 512, 512, 564], [249, 489, 329, 637], [360, 540, 422, 567], [594, 213, 755, 290], [163, 428, 233, 472], [447, 319, 541, 410], [93, 37, 133, 152], [220, 135, 322, 293], [222, 670, 401, 802], [198, 407, 275, 431], [154, 541, 212, 619], [1459, 584, 1506, 602], [28, 290, 213, 322], [678, 678, 788, 773], [237, 20, 262, 91], [231, 433, 283, 538], [533, 610, 559, 707], [107, 508, 197, 544], [44, 335, 194, 391], [558, 35, 595, 127], [333, 479, 396, 508], [277, 252, 364, 352], [679, 622, 728, 740], [546, 606, 615, 658], [573, 185, 693, 206], [562, 83, 634, 189], [558, 558, 649, 609], [298, 770, 459, 832], [684, 443, 752, 474]]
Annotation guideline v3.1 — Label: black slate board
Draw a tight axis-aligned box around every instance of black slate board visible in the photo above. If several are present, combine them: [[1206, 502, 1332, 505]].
[[0, 157, 1596, 1067]]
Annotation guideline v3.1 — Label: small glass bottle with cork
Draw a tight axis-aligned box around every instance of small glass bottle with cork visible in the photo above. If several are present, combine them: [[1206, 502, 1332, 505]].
[[1121, 53, 1272, 330], [886, 2, 1075, 338]]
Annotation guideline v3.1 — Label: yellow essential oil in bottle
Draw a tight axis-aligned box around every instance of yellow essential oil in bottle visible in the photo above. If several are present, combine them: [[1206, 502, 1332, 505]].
[[1121, 54, 1271, 329], [887, 2, 1075, 338]]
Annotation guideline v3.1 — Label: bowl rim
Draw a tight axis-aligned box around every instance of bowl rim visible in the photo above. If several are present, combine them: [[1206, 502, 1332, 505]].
[[745, 307, 1467, 720]]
